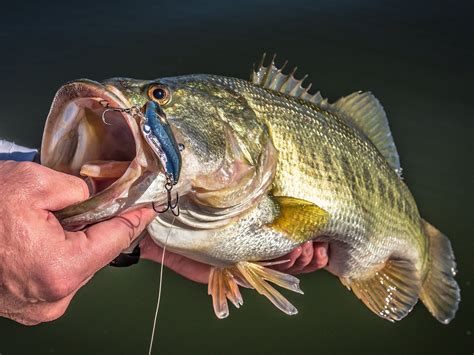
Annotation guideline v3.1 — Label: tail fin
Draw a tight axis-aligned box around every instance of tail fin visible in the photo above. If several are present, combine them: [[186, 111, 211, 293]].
[[419, 220, 460, 324]]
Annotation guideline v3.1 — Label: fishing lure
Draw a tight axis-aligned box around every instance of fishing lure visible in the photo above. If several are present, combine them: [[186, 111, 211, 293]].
[[141, 101, 183, 186], [101, 100, 183, 216]]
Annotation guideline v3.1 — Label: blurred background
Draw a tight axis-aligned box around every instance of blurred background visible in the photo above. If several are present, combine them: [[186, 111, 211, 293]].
[[0, 0, 472, 354]]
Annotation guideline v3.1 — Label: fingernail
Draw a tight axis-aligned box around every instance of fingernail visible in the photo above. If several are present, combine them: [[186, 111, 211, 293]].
[[318, 247, 327, 258]]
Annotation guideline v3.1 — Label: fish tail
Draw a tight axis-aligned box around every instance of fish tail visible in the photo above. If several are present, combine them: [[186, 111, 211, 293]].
[[419, 219, 460, 324], [207, 261, 303, 318]]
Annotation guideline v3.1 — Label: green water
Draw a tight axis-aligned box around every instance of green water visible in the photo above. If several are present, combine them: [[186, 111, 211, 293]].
[[0, 0, 472, 354]]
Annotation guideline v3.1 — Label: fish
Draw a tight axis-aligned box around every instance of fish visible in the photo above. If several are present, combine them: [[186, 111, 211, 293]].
[[41, 55, 460, 323]]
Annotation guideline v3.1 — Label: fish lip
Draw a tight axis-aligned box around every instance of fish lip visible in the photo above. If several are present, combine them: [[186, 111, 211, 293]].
[[41, 79, 159, 227]]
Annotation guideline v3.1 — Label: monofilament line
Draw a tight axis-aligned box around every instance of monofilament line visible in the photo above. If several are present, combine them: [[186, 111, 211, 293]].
[[148, 215, 176, 355]]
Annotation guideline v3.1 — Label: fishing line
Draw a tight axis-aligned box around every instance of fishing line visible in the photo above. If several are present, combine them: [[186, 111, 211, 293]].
[[148, 214, 176, 355]]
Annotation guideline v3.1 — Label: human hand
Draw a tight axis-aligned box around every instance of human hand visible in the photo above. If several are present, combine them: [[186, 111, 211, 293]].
[[140, 236, 328, 284], [0, 161, 156, 325]]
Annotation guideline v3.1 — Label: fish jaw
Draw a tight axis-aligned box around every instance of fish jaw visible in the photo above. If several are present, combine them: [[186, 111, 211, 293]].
[[41, 79, 169, 229]]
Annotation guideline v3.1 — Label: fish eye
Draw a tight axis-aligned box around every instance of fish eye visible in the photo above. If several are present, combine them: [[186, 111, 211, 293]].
[[147, 84, 171, 106]]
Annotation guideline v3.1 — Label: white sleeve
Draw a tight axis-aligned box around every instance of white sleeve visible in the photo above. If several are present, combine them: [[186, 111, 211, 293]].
[[0, 139, 38, 162]]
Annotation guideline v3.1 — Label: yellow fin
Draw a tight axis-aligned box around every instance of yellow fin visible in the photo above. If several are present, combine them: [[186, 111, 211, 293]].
[[207, 261, 303, 319], [419, 220, 460, 324], [267, 196, 329, 243], [327, 91, 402, 176], [341, 259, 422, 322]]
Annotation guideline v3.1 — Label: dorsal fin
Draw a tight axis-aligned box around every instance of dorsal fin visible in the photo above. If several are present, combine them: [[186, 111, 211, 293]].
[[250, 54, 402, 176], [250, 53, 324, 105], [328, 92, 401, 175]]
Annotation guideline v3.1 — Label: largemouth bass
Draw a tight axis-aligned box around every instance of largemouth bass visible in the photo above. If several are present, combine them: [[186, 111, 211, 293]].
[[41, 55, 460, 323]]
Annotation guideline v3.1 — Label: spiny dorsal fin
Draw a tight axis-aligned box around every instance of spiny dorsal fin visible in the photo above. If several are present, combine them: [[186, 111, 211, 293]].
[[328, 92, 401, 175], [250, 53, 324, 105], [251, 55, 402, 176], [341, 259, 422, 322]]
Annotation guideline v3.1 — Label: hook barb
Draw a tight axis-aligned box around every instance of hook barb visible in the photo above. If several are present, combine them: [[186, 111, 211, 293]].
[[152, 176, 180, 216], [101, 109, 115, 125]]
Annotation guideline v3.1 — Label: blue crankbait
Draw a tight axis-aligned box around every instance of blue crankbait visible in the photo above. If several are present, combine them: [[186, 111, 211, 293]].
[[141, 101, 182, 185], [100, 99, 183, 216]]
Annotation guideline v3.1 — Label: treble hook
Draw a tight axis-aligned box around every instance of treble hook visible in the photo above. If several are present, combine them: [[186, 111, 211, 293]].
[[152, 175, 180, 216]]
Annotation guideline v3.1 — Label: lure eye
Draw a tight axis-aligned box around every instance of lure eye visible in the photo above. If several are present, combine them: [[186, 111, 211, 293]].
[[147, 84, 171, 106], [142, 124, 151, 134]]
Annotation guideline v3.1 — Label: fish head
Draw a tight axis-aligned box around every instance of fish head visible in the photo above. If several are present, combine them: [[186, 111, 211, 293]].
[[41, 75, 277, 228], [151, 75, 278, 210]]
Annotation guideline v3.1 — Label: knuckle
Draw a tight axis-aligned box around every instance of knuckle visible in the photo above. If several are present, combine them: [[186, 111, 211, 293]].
[[0, 162, 55, 208], [47, 281, 75, 301], [35, 263, 76, 301], [301, 256, 312, 266], [17, 162, 49, 191], [316, 259, 327, 269], [16, 161, 43, 179], [0, 162, 34, 198], [312, 256, 327, 269]]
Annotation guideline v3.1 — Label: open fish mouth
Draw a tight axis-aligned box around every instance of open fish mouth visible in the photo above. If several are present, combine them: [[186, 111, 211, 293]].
[[41, 79, 161, 228], [42, 79, 141, 177]]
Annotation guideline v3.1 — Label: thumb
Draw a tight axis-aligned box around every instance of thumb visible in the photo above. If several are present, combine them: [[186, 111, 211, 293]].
[[64, 208, 156, 277], [32, 165, 90, 211]]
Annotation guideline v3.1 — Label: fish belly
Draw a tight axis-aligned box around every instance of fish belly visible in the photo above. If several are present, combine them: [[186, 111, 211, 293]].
[[147, 195, 300, 266]]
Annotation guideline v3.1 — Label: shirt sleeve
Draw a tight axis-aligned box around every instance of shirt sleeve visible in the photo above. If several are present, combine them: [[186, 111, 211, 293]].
[[0, 140, 38, 162]]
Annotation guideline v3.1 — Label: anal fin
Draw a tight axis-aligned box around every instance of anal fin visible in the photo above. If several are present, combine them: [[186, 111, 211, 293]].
[[208, 261, 303, 319], [341, 259, 422, 322]]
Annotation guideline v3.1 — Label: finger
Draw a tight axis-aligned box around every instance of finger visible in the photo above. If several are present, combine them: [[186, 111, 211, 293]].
[[28, 164, 90, 211], [271, 246, 303, 272], [299, 242, 329, 274], [289, 241, 314, 273], [63, 208, 156, 279], [140, 236, 211, 284]]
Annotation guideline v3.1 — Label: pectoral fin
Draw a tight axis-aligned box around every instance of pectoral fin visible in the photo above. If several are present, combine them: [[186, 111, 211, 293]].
[[267, 196, 330, 243], [341, 259, 422, 322]]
